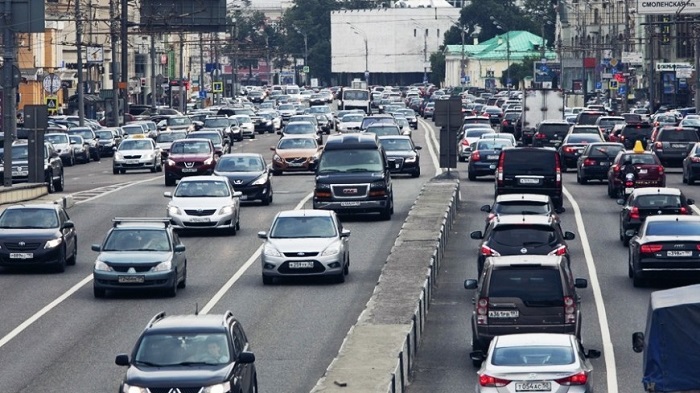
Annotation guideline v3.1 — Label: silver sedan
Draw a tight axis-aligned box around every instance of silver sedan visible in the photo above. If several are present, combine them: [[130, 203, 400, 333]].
[[472, 333, 600, 393], [165, 176, 242, 234], [258, 209, 350, 285]]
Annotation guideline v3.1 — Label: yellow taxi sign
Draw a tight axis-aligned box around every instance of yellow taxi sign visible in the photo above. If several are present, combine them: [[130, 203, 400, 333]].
[[633, 140, 644, 153], [127, 134, 148, 139]]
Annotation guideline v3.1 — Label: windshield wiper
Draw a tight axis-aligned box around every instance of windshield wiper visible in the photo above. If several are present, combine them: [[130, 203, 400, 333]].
[[346, 168, 372, 172], [134, 360, 163, 367], [318, 169, 341, 173], [166, 361, 219, 366]]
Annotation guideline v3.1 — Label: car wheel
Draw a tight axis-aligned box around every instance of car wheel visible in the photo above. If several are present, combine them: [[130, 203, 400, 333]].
[[250, 134, 256, 139], [262, 188, 272, 206], [579, 173, 588, 185], [92, 151, 101, 161], [607, 182, 616, 198], [157, 161, 162, 172], [84, 152, 90, 163], [272, 169, 282, 176], [412, 167, 420, 178], [113, 167, 119, 175], [150, 164, 157, 173], [683, 172, 688, 183], [334, 270, 346, 283], [237, 136, 243, 142], [54, 171, 64, 192], [93, 286, 106, 298], [560, 160, 568, 172], [262, 275, 274, 285], [165, 271, 178, 297], [67, 237, 77, 266], [632, 266, 645, 287], [46, 172, 56, 193], [380, 202, 392, 221], [468, 170, 476, 181], [458, 156, 465, 162], [177, 261, 187, 289], [67, 154, 75, 167], [690, 175, 696, 185], [119, 169, 126, 174], [343, 258, 349, 276], [165, 176, 176, 187]]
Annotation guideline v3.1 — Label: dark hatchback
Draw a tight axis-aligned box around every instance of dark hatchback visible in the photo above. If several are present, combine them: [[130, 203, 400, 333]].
[[116, 311, 257, 393], [0, 204, 77, 272], [618, 187, 694, 245], [500, 111, 521, 137], [467, 138, 513, 180], [378, 135, 421, 177], [650, 126, 699, 166], [619, 123, 654, 150], [495, 147, 563, 209], [214, 153, 273, 205], [683, 142, 700, 184], [607, 151, 665, 198], [557, 133, 604, 171], [576, 142, 625, 183], [532, 120, 571, 148]]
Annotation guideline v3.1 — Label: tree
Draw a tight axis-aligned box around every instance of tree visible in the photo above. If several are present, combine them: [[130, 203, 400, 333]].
[[456, 0, 539, 44], [499, 56, 537, 89], [429, 51, 446, 86]]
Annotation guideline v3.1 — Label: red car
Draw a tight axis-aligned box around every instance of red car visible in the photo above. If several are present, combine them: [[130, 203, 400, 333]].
[[164, 138, 217, 186], [607, 151, 665, 198]]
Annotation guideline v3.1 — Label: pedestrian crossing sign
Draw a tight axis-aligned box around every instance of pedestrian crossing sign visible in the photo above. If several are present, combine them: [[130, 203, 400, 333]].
[[212, 81, 223, 93], [46, 96, 58, 113]]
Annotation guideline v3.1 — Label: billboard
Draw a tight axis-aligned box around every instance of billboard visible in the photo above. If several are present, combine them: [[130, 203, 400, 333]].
[[140, 0, 227, 33], [637, 0, 700, 15]]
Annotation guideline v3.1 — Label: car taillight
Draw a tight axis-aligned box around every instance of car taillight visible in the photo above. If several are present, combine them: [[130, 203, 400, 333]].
[[461, 138, 470, 146], [658, 165, 664, 174], [479, 374, 510, 387], [471, 150, 481, 161], [692, 156, 700, 163], [563, 146, 575, 153], [641, 244, 663, 253], [548, 245, 567, 256], [563, 296, 576, 324], [555, 155, 562, 186], [535, 132, 547, 139], [502, 120, 509, 126], [497, 154, 505, 185], [655, 141, 662, 149], [630, 206, 640, 219], [696, 244, 700, 251], [476, 297, 489, 325], [612, 164, 620, 173], [625, 180, 634, 187], [583, 158, 596, 166], [556, 372, 588, 386], [681, 206, 688, 214], [620, 135, 626, 141], [480, 245, 500, 257], [487, 213, 496, 221]]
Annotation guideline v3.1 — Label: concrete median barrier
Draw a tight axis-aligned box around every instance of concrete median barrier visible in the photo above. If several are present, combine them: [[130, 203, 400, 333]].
[[311, 176, 459, 393]]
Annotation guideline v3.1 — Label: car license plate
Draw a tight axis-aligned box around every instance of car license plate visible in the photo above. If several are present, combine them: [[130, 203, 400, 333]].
[[181, 168, 198, 173], [288, 162, 303, 167], [487, 155, 499, 160], [639, 169, 648, 174], [189, 217, 210, 223], [489, 164, 496, 169], [12, 171, 28, 177], [549, 139, 559, 143], [625, 187, 634, 194], [126, 159, 139, 164], [672, 144, 686, 148], [488, 310, 519, 318], [340, 201, 361, 207], [118, 275, 145, 284], [9, 253, 33, 259], [395, 163, 400, 168], [515, 381, 551, 391], [667, 250, 692, 257], [239, 194, 248, 201], [519, 178, 540, 184], [600, 162, 608, 166], [288, 261, 314, 269]]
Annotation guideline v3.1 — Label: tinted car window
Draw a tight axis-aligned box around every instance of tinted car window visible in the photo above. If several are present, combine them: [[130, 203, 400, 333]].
[[494, 202, 549, 215], [492, 346, 574, 366], [0, 208, 58, 228], [577, 112, 604, 125], [621, 124, 653, 138], [636, 195, 682, 208], [490, 225, 557, 247], [538, 124, 569, 136], [566, 134, 602, 143], [646, 221, 700, 236], [658, 129, 699, 141], [503, 151, 556, 175], [317, 149, 384, 173], [622, 154, 657, 164], [270, 216, 337, 238], [588, 145, 624, 158], [489, 268, 563, 304]]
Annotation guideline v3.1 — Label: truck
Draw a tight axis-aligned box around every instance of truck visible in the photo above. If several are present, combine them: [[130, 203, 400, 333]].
[[350, 79, 367, 90], [339, 85, 371, 114], [520, 89, 566, 137], [632, 284, 700, 393]]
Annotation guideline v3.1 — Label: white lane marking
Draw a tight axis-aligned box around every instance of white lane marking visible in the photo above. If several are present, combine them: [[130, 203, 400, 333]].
[[200, 191, 314, 314], [75, 176, 161, 205], [418, 118, 442, 176], [562, 186, 618, 392], [691, 204, 700, 215]]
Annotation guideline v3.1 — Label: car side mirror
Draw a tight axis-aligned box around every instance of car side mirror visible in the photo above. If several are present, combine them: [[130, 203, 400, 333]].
[[464, 279, 478, 289], [51, 152, 59, 158], [164, 192, 172, 198], [480, 204, 491, 212], [174, 244, 186, 252], [574, 278, 588, 288], [616, 199, 625, 205], [233, 191, 243, 198], [257, 231, 268, 239], [688, 198, 695, 205], [555, 207, 566, 214], [112, 146, 117, 151], [415, 146, 422, 150], [270, 146, 276, 151], [115, 354, 130, 366], [91, 244, 101, 252], [470, 230, 483, 239], [625, 229, 637, 238], [238, 351, 256, 364], [632, 332, 645, 353], [308, 162, 317, 171], [469, 350, 486, 363], [564, 231, 576, 240], [340, 228, 351, 238], [586, 349, 601, 359], [62, 221, 75, 229], [516, 141, 524, 147]]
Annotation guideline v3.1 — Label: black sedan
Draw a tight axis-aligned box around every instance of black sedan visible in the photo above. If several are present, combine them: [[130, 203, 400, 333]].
[[576, 142, 625, 184], [466, 138, 513, 180], [558, 133, 604, 172], [628, 215, 700, 287], [0, 204, 77, 272], [618, 187, 694, 245], [378, 135, 421, 177], [683, 142, 700, 184], [214, 153, 273, 205]]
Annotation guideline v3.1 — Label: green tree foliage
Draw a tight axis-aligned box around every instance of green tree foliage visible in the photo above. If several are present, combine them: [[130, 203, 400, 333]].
[[429, 51, 446, 86], [499, 56, 537, 89]]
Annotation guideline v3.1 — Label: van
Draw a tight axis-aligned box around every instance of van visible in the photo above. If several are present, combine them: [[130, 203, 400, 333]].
[[313, 133, 393, 220], [495, 147, 563, 209]]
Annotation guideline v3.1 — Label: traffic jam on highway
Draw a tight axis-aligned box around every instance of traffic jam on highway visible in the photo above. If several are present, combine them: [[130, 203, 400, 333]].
[[0, 84, 438, 393]]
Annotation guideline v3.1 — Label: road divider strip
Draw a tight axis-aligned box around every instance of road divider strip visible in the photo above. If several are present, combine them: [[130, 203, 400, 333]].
[[311, 178, 459, 393]]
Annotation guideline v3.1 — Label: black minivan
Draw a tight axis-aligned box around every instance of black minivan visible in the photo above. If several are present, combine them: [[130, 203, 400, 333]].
[[495, 147, 563, 209]]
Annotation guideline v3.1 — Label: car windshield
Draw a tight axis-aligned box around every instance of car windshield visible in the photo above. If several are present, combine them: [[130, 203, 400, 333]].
[[489, 268, 564, 306], [308, 106, 329, 114], [122, 126, 144, 135], [270, 216, 336, 238], [622, 154, 656, 165], [134, 333, 230, 367], [0, 208, 58, 229], [103, 229, 171, 251], [503, 151, 556, 175], [659, 129, 698, 142], [69, 136, 82, 144], [571, 127, 600, 134], [396, 118, 409, 128], [598, 119, 625, 126], [170, 141, 211, 154], [343, 90, 369, 100], [494, 201, 550, 215], [682, 119, 700, 127], [157, 132, 187, 143], [622, 125, 653, 138], [317, 149, 384, 173], [491, 225, 558, 247], [399, 110, 415, 117], [95, 131, 113, 139], [566, 134, 603, 143], [69, 130, 93, 139], [491, 346, 575, 366], [284, 123, 316, 134], [342, 115, 364, 123], [119, 140, 152, 150], [646, 221, 700, 236], [188, 133, 222, 145], [465, 129, 493, 138], [174, 180, 230, 197], [380, 138, 413, 151], [216, 156, 264, 172], [279, 104, 295, 110], [235, 116, 252, 124], [538, 124, 570, 136], [46, 134, 69, 144], [203, 118, 229, 128], [278, 138, 317, 150], [167, 117, 192, 126]]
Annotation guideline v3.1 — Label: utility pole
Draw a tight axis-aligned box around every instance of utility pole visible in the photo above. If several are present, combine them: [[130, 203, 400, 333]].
[[695, 24, 700, 114], [110, 0, 119, 126], [199, 33, 204, 106], [75, 0, 85, 125], [2, 0, 16, 186], [179, 32, 185, 113], [120, 0, 129, 121], [423, 28, 428, 84], [150, 34, 156, 110]]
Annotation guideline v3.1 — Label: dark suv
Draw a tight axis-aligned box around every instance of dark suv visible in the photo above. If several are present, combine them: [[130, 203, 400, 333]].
[[532, 120, 570, 148], [463, 255, 588, 361], [617, 187, 694, 245], [650, 126, 699, 166], [313, 133, 394, 220], [470, 215, 575, 274], [116, 311, 257, 393], [494, 147, 563, 209], [619, 123, 654, 150]]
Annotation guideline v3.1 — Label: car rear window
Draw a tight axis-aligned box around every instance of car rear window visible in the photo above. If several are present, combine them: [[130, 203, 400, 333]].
[[464, 118, 491, 125], [588, 145, 624, 158], [465, 129, 493, 138], [537, 124, 569, 136], [492, 346, 574, 366], [621, 125, 653, 138], [494, 202, 549, 215], [502, 150, 556, 175], [646, 221, 700, 236], [491, 225, 558, 247], [504, 112, 520, 120], [623, 114, 643, 123], [489, 268, 564, 305], [636, 195, 682, 208], [658, 128, 699, 142], [622, 154, 657, 165], [566, 134, 603, 143], [577, 112, 604, 125]]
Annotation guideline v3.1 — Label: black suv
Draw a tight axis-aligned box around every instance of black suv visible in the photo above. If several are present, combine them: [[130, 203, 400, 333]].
[[619, 122, 654, 150], [463, 255, 588, 363], [470, 215, 575, 274], [313, 133, 394, 220], [116, 311, 257, 393], [650, 126, 699, 166], [617, 187, 694, 245], [494, 147, 563, 209], [532, 120, 570, 148]]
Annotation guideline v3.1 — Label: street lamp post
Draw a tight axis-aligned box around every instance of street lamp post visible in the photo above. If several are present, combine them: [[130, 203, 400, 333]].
[[293, 25, 308, 86], [490, 17, 512, 90], [348, 23, 369, 84]]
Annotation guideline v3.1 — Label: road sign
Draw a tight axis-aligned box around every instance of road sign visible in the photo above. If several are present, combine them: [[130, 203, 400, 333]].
[[212, 81, 223, 93], [198, 90, 207, 99], [609, 80, 619, 90], [595, 81, 602, 90], [45, 96, 58, 113], [618, 85, 627, 95], [302, 66, 310, 73]]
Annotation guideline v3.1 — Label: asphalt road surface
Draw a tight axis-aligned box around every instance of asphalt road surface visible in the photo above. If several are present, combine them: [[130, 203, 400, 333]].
[[0, 124, 441, 393]]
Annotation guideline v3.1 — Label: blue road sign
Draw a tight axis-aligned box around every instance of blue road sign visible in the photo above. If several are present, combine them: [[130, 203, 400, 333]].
[[461, 77, 467, 84], [540, 65, 549, 73], [465, 75, 470, 82], [595, 81, 602, 90], [618, 85, 627, 95], [199, 90, 207, 99]]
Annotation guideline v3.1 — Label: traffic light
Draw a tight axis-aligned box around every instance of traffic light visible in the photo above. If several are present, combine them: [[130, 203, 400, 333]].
[[140, 78, 146, 87]]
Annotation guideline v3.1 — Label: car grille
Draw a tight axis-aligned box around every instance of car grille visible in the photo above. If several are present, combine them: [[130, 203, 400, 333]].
[[5, 242, 41, 251], [110, 265, 153, 273], [176, 161, 204, 168], [331, 184, 369, 198], [182, 221, 223, 227], [283, 251, 319, 257], [388, 157, 404, 170], [123, 155, 142, 159], [184, 209, 217, 216], [278, 260, 325, 274], [149, 388, 202, 393], [284, 157, 307, 164]]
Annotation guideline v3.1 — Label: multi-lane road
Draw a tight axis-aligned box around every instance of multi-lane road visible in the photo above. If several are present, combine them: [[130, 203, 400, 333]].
[[408, 118, 700, 393], [0, 126, 441, 393]]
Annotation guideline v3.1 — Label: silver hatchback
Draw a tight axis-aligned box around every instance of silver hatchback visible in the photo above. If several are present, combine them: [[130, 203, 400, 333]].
[[258, 209, 350, 284]]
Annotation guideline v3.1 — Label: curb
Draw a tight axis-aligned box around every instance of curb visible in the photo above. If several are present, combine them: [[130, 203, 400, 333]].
[[311, 177, 460, 393]]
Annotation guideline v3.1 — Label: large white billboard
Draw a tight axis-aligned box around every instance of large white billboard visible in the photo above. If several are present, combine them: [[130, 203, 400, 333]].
[[637, 0, 700, 15]]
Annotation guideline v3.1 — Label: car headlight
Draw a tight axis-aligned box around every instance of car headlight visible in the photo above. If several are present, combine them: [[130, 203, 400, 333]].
[[122, 384, 149, 393], [251, 174, 267, 185], [218, 205, 235, 215], [44, 238, 63, 249], [94, 260, 113, 272], [370, 180, 386, 188], [405, 155, 417, 163], [204, 157, 213, 165], [273, 154, 283, 163], [316, 183, 331, 190], [152, 260, 172, 272], [166, 159, 176, 166], [263, 244, 283, 257], [320, 241, 341, 256], [115, 152, 124, 160], [167, 206, 182, 215], [202, 381, 231, 393], [142, 153, 154, 160]]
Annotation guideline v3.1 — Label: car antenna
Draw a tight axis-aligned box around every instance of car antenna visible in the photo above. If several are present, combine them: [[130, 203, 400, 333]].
[[195, 303, 199, 315]]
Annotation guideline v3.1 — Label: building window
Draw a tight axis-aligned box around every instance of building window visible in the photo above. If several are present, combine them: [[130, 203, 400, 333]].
[[437, 29, 440, 38], [414, 29, 417, 37]]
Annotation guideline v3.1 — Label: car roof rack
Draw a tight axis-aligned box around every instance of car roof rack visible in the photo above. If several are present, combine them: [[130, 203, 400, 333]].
[[112, 217, 171, 227], [146, 311, 166, 328]]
